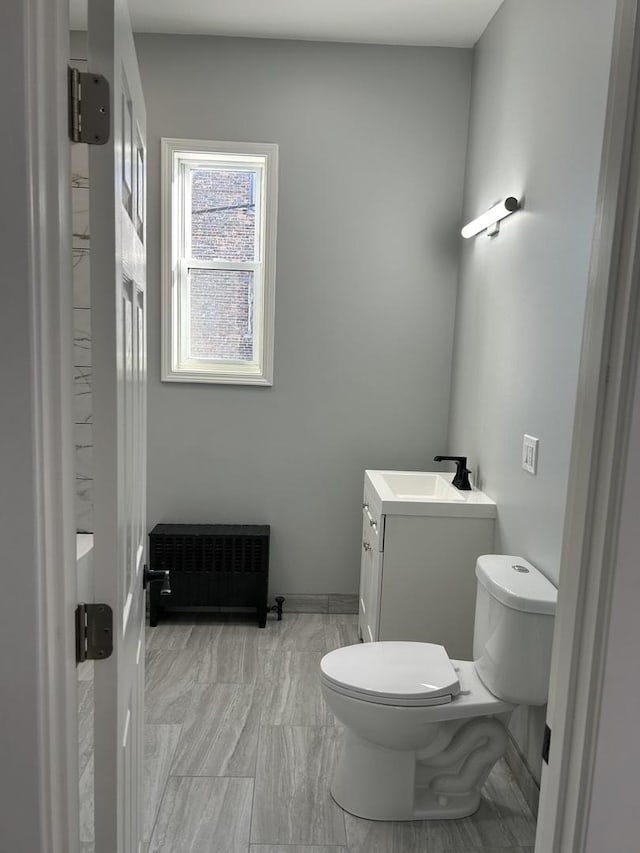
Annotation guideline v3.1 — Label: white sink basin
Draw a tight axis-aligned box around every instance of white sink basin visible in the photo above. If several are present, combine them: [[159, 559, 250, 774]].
[[380, 471, 465, 501], [365, 470, 496, 518]]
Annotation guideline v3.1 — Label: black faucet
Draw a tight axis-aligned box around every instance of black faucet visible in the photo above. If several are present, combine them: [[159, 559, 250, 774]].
[[433, 455, 472, 491]]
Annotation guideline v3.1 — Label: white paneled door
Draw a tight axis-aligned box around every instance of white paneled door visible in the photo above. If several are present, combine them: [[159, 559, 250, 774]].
[[88, 1, 147, 850]]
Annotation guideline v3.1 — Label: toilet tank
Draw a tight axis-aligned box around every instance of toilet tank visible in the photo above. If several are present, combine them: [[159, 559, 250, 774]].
[[473, 555, 557, 705]]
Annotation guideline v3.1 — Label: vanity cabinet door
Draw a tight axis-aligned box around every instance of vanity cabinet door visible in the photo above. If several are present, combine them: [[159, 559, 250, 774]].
[[359, 507, 383, 642], [378, 515, 495, 658]]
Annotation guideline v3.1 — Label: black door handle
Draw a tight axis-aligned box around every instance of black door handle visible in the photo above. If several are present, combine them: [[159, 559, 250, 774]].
[[143, 565, 172, 596]]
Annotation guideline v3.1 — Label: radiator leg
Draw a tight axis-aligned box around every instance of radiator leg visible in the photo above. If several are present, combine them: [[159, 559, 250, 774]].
[[275, 596, 285, 621], [258, 603, 267, 629]]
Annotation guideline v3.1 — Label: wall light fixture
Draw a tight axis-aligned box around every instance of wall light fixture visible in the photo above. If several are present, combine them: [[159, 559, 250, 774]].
[[461, 196, 520, 239]]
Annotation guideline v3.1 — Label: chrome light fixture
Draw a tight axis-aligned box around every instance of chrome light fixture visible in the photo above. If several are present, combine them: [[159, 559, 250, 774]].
[[461, 196, 520, 239]]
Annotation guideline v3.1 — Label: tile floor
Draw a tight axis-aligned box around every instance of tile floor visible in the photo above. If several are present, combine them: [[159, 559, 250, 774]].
[[78, 611, 537, 852]]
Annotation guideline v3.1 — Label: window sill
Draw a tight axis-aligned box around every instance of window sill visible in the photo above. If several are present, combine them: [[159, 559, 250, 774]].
[[161, 364, 273, 386]]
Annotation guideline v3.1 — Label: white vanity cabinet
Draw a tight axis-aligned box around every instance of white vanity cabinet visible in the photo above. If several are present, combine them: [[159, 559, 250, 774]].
[[358, 470, 496, 660], [359, 499, 384, 643]]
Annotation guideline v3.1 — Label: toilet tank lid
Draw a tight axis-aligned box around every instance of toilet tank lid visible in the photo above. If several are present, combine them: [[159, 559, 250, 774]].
[[475, 555, 557, 615]]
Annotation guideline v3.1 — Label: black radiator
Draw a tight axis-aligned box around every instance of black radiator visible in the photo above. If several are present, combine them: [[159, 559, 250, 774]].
[[148, 523, 270, 627]]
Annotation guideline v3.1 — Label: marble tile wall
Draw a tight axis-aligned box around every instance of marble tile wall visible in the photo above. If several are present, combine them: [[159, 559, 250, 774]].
[[72, 60, 93, 532]]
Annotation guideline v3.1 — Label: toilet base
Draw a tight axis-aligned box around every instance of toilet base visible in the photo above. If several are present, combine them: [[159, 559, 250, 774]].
[[331, 718, 508, 821], [332, 784, 482, 822]]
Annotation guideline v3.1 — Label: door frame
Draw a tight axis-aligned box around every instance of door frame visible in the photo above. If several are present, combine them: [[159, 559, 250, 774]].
[[4, 0, 640, 850], [535, 0, 640, 849], [0, 0, 78, 851]]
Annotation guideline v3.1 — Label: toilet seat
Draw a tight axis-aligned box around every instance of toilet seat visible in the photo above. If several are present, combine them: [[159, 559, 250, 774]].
[[320, 641, 460, 707]]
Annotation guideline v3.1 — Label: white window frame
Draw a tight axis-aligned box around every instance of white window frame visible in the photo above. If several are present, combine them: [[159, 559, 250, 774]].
[[161, 138, 278, 384]]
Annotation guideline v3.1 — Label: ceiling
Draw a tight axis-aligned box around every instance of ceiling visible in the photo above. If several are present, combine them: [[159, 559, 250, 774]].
[[69, 1, 503, 48]]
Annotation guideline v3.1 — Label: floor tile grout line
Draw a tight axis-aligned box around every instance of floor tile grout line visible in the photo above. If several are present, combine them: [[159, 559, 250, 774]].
[[247, 750, 260, 847], [145, 720, 183, 845], [339, 778, 348, 853], [249, 846, 348, 851], [164, 773, 258, 779], [248, 688, 266, 847], [145, 646, 202, 845]]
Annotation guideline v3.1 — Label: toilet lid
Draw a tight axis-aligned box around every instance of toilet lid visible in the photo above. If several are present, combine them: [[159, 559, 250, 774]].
[[320, 641, 460, 703]]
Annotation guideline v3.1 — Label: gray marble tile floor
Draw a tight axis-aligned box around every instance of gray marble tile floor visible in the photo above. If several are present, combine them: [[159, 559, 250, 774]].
[[258, 650, 335, 726], [145, 612, 195, 651], [255, 612, 329, 652], [144, 647, 201, 724], [78, 611, 537, 852], [252, 724, 346, 846], [193, 620, 260, 684], [170, 682, 260, 777], [143, 724, 182, 841], [148, 777, 253, 853]]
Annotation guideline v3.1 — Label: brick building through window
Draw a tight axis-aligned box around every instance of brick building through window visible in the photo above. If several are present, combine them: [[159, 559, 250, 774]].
[[189, 169, 256, 361]]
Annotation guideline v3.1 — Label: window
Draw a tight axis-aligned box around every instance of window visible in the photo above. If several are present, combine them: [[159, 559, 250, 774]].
[[161, 138, 278, 384]]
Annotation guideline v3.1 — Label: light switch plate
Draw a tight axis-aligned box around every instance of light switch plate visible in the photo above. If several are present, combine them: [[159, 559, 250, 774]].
[[522, 434, 539, 474]]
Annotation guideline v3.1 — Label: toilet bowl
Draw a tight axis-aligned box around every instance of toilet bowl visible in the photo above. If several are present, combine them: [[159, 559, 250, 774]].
[[321, 645, 512, 820], [320, 554, 557, 821]]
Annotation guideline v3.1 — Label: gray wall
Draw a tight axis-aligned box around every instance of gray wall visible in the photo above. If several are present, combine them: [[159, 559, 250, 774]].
[[137, 34, 472, 595], [448, 0, 617, 781]]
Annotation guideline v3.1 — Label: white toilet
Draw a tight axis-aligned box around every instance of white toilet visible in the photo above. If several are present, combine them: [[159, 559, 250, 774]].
[[320, 554, 557, 821]]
